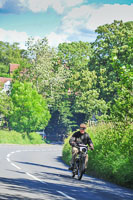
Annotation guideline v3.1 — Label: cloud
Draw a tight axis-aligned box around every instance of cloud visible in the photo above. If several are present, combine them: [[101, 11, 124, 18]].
[[47, 28, 97, 47], [0, 0, 83, 14], [47, 32, 70, 47], [0, 28, 67, 49], [64, 0, 83, 8], [0, 0, 28, 14], [61, 3, 133, 34], [0, 2, 132, 48], [0, 0, 5, 8], [87, 4, 133, 30], [61, 5, 94, 34], [0, 28, 29, 49], [27, 0, 83, 14], [27, 0, 55, 13]]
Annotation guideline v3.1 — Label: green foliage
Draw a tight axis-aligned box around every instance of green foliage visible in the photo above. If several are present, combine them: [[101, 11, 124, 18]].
[[58, 41, 92, 72], [0, 20, 132, 187], [24, 37, 61, 99], [58, 41, 107, 121], [0, 41, 30, 81], [0, 130, 23, 144], [61, 22, 133, 187], [87, 123, 133, 188], [0, 92, 11, 116], [0, 20, 132, 143], [28, 132, 43, 144], [110, 86, 133, 124], [9, 81, 51, 133], [109, 34, 133, 124], [70, 69, 107, 119], [62, 123, 133, 188], [0, 41, 28, 66], [62, 134, 72, 165], [20, 37, 73, 136], [0, 130, 45, 144], [0, 62, 9, 77], [89, 20, 133, 104], [0, 92, 12, 127]]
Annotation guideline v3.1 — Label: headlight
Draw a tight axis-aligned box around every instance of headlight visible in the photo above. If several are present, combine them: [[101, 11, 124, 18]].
[[82, 148, 86, 153]]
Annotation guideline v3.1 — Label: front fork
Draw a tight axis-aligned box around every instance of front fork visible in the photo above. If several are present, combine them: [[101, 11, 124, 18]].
[[73, 157, 79, 174], [79, 153, 86, 172], [73, 153, 86, 172]]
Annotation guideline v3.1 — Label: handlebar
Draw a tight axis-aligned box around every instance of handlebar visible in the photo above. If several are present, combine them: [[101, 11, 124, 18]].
[[78, 143, 87, 147], [71, 142, 93, 150]]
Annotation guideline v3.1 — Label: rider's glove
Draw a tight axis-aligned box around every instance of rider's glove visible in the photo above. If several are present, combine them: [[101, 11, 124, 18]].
[[89, 143, 94, 150], [89, 145, 94, 150]]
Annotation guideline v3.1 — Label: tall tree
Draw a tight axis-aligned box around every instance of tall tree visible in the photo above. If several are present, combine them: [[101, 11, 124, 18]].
[[14, 37, 72, 137], [89, 20, 133, 105], [58, 41, 107, 121], [58, 41, 92, 72], [18, 37, 70, 107], [0, 41, 29, 77], [9, 81, 51, 133], [110, 36, 133, 124]]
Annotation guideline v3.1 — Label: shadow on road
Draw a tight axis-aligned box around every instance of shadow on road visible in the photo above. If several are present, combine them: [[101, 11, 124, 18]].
[[12, 156, 133, 200], [0, 172, 133, 200], [1, 154, 133, 200], [0, 176, 67, 200], [15, 159, 68, 172]]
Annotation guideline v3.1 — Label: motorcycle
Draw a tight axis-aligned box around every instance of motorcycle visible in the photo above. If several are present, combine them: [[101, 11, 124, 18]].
[[72, 144, 88, 180]]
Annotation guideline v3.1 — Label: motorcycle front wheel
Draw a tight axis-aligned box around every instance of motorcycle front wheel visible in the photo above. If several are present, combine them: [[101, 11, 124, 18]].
[[77, 160, 84, 180]]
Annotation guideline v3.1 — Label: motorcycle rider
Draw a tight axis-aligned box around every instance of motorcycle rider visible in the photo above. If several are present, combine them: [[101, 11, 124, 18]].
[[69, 123, 94, 171]]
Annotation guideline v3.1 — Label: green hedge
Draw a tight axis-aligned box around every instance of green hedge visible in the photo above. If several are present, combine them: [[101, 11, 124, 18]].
[[0, 130, 45, 144], [62, 123, 133, 189]]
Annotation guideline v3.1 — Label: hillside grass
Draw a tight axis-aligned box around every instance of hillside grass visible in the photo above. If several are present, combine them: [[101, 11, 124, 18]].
[[0, 130, 46, 144], [62, 123, 133, 189]]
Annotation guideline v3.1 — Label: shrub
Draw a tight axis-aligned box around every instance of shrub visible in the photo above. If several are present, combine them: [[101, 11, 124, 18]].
[[62, 123, 133, 188], [0, 130, 45, 144], [62, 135, 72, 165], [28, 132, 43, 144]]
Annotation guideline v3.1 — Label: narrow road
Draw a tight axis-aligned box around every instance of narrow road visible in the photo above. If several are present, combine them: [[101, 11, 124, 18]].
[[0, 144, 132, 200]]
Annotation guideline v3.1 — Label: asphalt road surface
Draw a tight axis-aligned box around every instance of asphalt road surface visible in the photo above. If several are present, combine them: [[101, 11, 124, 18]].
[[0, 144, 133, 200]]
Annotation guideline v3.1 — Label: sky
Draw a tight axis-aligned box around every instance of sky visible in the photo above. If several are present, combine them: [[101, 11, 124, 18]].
[[0, 0, 133, 49]]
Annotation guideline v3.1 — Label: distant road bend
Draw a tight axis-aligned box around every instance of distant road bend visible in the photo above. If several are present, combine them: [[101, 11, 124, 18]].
[[0, 144, 133, 200]]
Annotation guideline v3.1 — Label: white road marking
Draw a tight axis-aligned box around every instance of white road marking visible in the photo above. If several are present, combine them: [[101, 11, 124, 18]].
[[11, 162, 21, 170], [57, 191, 76, 200], [7, 151, 21, 170], [26, 172, 47, 184], [5, 147, 78, 200], [6, 150, 48, 184], [7, 154, 11, 158], [6, 148, 62, 187], [6, 158, 10, 162]]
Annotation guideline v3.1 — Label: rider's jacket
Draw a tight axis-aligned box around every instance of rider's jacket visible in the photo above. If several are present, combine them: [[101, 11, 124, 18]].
[[69, 131, 93, 147]]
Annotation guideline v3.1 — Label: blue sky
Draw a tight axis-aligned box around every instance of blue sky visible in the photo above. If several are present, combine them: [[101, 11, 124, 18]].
[[0, 0, 132, 48]]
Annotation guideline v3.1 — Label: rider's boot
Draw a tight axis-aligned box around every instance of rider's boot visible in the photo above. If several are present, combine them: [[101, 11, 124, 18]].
[[83, 167, 87, 174]]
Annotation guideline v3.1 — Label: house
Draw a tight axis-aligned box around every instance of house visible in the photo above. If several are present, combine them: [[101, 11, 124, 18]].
[[0, 63, 20, 93], [0, 77, 12, 92], [10, 63, 20, 75]]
